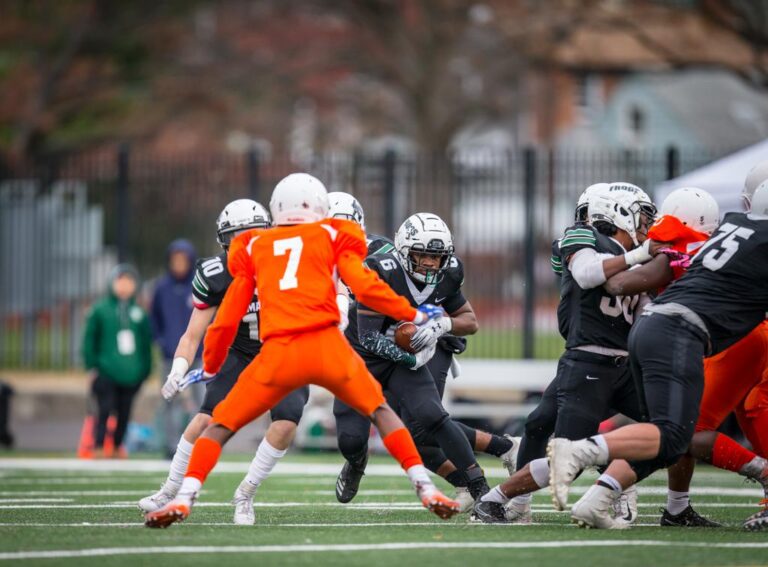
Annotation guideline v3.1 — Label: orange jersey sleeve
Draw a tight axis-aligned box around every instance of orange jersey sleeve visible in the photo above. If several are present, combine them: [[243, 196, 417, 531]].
[[648, 215, 709, 282], [202, 232, 258, 374], [330, 219, 418, 323]]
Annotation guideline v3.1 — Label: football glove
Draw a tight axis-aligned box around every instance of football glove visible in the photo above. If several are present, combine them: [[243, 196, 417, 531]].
[[161, 357, 189, 401], [623, 239, 652, 266], [413, 303, 443, 325], [410, 343, 437, 370], [178, 368, 217, 392], [658, 247, 692, 270], [410, 316, 452, 352]]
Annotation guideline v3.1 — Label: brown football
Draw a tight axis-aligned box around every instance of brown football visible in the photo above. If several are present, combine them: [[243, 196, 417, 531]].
[[394, 321, 418, 353]]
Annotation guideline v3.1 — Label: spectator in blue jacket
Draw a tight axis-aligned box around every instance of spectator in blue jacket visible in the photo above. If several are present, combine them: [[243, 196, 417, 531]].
[[151, 239, 201, 457]]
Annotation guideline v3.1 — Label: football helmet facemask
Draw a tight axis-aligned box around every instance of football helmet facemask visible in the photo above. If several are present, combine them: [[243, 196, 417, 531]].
[[216, 199, 271, 249], [589, 182, 657, 247], [394, 213, 454, 284]]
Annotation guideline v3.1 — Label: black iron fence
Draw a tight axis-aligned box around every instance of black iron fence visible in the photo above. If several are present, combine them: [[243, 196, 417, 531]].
[[0, 145, 727, 369]]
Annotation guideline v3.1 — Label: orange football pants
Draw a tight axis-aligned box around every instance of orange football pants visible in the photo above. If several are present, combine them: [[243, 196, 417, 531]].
[[697, 322, 768, 456], [212, 325, 385, 432]]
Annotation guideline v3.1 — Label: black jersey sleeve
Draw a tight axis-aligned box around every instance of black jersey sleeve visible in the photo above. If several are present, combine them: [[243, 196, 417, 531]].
[[559, 226, 598, 262], [440, 257, 467, 314], [357, 310, 416, 367], [191, 255, 229, 309], [366, 235, 395, 256], [551, 238, 563, 276]]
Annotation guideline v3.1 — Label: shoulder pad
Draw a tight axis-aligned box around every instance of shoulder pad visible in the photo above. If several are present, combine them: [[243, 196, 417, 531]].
[[560, 225, 597, 250], [364, 252, 401, 279], [443, 255, 464, 286], [366, 234, 395, 256]]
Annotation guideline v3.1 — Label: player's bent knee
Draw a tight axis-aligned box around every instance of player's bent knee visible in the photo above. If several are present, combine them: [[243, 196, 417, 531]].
[[337, 432, 368, 461], [656, 420, 695, 467]]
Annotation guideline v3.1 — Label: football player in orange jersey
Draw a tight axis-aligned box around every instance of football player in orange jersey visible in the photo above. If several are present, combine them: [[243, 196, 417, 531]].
[[566, 186, 768, 528], [144, 173, 459, 528]]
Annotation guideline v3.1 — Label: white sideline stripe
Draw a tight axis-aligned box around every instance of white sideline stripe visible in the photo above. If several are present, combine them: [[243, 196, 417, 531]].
[[0, 522, 670, 528], [0, 491, 153, 497], [0, 499, 72, 504], [2, 541, 768, 560]]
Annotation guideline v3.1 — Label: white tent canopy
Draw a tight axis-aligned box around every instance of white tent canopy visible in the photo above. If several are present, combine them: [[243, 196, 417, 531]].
[[655, 138, 768, 214]]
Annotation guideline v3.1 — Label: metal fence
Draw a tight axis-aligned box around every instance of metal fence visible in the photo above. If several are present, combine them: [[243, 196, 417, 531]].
[[0, 145, 727, 369]]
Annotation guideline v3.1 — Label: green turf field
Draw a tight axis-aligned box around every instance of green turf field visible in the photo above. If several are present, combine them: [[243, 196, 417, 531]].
[[0, 454, 766, 566]]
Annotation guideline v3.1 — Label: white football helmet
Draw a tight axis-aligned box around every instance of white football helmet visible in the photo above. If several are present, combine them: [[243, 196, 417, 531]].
[[269, 173, 329, 226], [575, 183, 610, 223], [659, 187, 720, 235], [752, 180, 768, 216], [743, 160, 768, 211], [394, 212, 454, 284], [328, 191, 365, 229], [216, 199, 271, 248], [589, 182, 657, 246]]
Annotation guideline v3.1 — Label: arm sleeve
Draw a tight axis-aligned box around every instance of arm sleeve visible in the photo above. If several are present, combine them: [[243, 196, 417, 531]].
[[191, 261, 214, 309], [332, 221, 418, 323], [551, 239, 563, 277], [357, 310, 416, 367], [568, 248, 614, 289], [559, 226, 597, 260], [202, 235, 256, 374], [81, 307, 99, 371]]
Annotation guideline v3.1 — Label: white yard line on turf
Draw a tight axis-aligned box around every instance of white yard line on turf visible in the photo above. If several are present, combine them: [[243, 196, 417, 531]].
[[2, 541, 768, 560], [0, 491, 155, 496]]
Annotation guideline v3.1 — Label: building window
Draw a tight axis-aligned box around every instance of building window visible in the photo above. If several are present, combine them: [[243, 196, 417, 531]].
[[629, 105, 645, 135], [575, 74, 603, 122]]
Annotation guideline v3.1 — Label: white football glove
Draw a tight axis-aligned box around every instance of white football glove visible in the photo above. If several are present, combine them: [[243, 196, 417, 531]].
[[410, 316, 452, 352], [410, 343, 437, 370], [623, 239, 652, 266], [161, 357, 189, 401]]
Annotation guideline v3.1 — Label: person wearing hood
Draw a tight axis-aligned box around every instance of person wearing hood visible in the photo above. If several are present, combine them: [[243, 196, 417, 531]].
[[150, 239, 201, 456], [82, 264, 152, 458]]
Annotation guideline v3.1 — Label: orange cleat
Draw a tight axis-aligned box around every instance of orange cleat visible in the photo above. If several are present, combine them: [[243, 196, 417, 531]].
[[421, 490, 460, 520], [144, 501, 191, 529]]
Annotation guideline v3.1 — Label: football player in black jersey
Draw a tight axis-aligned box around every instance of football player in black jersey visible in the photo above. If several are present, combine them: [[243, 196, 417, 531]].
[[548, 183, 768, 531], [474, 183, 660, 525], [138, 199, 310, 525], [334, 212, 517, 509]]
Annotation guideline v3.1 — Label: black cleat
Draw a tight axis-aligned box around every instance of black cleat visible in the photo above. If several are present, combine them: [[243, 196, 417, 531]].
[[744, 507, 768, 531], [470, 500, 509, 524], [660, 506, 721, 528], [335, 455, 367, 503]]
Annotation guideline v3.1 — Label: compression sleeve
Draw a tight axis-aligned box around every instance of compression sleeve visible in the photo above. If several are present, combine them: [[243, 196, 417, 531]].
[[568, 248, 614, 289]]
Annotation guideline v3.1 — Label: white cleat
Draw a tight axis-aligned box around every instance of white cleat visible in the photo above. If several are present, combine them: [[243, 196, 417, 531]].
[[500, 435, 522, 475], [233, 489, 256, 525], [454, 486, 475, 513], [547, 438, 604, 511], [571, 485, 630, 530], [504, 498, 532, 524], [138, 485, 176, 514], [613, 485, 638, 524]]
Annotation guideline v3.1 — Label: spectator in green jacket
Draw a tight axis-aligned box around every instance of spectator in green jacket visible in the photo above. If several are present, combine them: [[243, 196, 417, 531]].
[[82, 264, 152, 458]]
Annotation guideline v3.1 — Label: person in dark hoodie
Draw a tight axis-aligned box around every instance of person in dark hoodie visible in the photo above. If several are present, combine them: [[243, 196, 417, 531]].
[[82, 264, 152, 458], [151, 239, 200, 456]]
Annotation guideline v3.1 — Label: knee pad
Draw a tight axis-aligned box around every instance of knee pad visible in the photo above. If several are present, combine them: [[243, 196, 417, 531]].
[[409, 398, 450, 436]]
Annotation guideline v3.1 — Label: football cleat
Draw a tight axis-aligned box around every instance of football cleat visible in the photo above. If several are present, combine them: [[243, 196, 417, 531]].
[[454, 486, 475, 513], [571, 485, 629, 530], [500, 435, 522, 475], [547, 438, 603, 511], [744, 506, 768, 531], [144, 500, 191, 529], [660, 505, 721, 528], [335, 456, 367, 503], [504, 498, 533, 524], [232, 488, 256, 525], [612, 485, 638, 524], [138, 485, 176, 514], [471, 500, 509, 524], [418, 486, 460, 520]]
